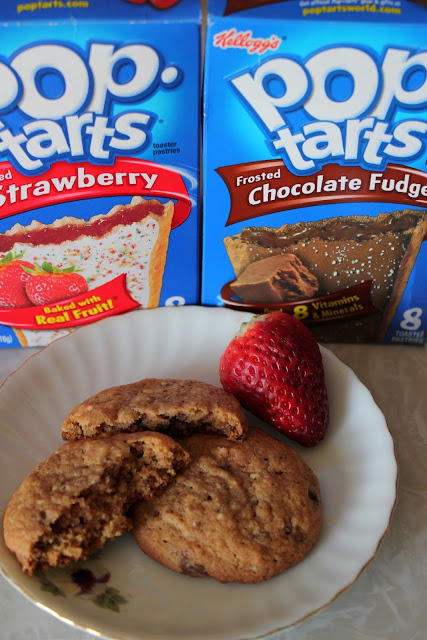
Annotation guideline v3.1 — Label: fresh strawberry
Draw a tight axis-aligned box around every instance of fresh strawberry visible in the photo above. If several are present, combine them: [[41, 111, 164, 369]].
[[24, 261, 88, 305], [0, 252, 33, 308], [219, 312, 329, 447]]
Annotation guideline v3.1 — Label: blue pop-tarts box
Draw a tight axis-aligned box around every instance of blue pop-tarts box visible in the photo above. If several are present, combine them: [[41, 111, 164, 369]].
[[202, 0, 427, 344], [0, 0, 200, 347]]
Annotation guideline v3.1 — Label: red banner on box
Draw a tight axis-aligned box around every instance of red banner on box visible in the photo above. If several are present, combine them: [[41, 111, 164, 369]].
[[220, 280, 378, 324], [0, 274, 140, 330], [216, 161, 427, 226], [0, 157, 192, 229]]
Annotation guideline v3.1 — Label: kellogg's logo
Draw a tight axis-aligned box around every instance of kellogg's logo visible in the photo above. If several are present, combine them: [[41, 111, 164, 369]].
[[213, 29, 281, 55]]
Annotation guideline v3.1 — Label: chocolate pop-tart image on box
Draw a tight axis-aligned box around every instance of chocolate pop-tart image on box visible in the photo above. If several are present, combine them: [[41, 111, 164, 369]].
[[229, 253, 319, 304], [224, 209, 427, 341], [202, 0, 427, 345]]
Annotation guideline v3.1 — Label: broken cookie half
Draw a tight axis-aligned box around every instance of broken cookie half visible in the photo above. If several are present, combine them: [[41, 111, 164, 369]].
[[61, 378, 247, 442], [3, 431, 190, 575]]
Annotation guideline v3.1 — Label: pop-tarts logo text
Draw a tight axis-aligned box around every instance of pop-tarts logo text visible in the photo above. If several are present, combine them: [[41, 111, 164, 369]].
[[230, 45, 427, 174], [0, 41, 183, 174]]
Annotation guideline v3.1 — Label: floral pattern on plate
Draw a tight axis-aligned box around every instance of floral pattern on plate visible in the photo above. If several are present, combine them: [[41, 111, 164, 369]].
[[36, 556, 128, 613]]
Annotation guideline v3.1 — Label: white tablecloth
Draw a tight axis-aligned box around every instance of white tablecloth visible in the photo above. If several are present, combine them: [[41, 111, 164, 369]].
[[0, 343, 426, 640]]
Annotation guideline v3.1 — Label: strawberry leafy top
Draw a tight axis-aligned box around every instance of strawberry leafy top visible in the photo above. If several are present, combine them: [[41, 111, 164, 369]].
[[0, 250, 26, 268], [21, 261, 82, 276]]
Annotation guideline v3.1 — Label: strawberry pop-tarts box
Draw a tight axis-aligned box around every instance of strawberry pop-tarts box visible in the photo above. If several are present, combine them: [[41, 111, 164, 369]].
[[0, 0, 200, 348], [202, 0, 427, 344]]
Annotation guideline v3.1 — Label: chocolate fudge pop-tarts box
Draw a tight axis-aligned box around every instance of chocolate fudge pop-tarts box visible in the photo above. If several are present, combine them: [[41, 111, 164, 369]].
[[202, 0, 427, 344], [0, 0, 200, 348]]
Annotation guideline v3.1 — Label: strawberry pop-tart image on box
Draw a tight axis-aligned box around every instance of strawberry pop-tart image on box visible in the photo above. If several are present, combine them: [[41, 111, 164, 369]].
[[1, 196, 174, 307], [0, 197, 174, 346]]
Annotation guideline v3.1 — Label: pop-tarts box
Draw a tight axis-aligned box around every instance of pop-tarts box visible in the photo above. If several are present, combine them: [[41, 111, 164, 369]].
[[0, 0, 200, 347], [202, 0, 427, 344]]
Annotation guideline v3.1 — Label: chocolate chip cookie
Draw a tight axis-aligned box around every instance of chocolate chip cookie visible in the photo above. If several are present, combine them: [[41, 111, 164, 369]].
[[132, 426, 321, 583], [3, 431, 189, 575], [61, 379, 247, 441]]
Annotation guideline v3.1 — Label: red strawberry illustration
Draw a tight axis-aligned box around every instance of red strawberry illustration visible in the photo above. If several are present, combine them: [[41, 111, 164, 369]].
[[219, 312, 329, 447], [148, 0, 181, 8], [124, 0, 181, 7], [0, 252, 33, 308], [24, 261, 88, 305]]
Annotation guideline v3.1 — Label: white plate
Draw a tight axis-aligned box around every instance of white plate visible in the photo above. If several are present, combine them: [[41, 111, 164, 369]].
[[0, 306, 397, 640]]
